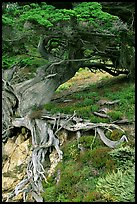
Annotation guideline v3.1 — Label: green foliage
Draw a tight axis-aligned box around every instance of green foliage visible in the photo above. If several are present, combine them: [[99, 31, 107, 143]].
[[106, 129, 124, 141], [42, 139, 117, 202], [2, 56, 18, 69], [42, 155, 100, 202], [96, 167, 135, 202], [90, 115, 109, 123], [44, 103, 55, 112], [42, 186, 57, 202], [20, 57, 34, 67], [62, 140, 79, 161], [109, 146, 135, 169], [82, 98, 93, 106], [74, 2, 119, 32], [89, 147, 116, 170], [78, 147, 116, 174], [56, 82, 74, 92], [2, 16, 15, 26], [2, 56, 34, 70], [90, 104, 99, 112], [3, 2, 127, 74], [78, 135, 104, 150], [18, 3, 76, 27], [79, 135, 94, 149], [104, 82, 135, 121], [108, 110, 123, 120], [3, 2, 120, 34], [83, 191, 103, 202]]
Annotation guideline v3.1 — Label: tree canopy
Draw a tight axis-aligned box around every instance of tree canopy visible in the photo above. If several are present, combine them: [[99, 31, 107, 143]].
[[2, 2, 135, 202], [2, 2, 135, 80]]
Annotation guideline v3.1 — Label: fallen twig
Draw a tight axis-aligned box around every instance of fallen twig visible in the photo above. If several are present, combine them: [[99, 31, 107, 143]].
[[93, 111, 110, 118], [9, 112, 128, 202]]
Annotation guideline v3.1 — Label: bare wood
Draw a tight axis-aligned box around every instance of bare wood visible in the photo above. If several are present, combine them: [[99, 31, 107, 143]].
[[93, 111, 110, 118], [96, 127, 128, 148]]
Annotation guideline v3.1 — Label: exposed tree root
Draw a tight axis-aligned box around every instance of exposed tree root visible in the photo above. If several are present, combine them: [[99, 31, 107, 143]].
[[6, 112, 128, 202]]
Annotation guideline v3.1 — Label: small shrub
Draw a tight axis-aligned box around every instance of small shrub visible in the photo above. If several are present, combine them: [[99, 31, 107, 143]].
[[83, 191, 103, 202], [56, 168, 80, 196], [42, 186, 56, 202], [90, 115, 109, 123], [73, 93, 83, 100], [62, 140, 79, 161], [83, 98, 93, 106], [2, 57, 18, 69], [105, 129, 124, 140], [44, 103, 55, 111], [78, 135, 103, 150], [96, 167, 135, 202], [56, 194, 69, 202], [108, 110, 123, 120], [56, 82, 74, 92], [91, 104, 99, 112], [109, 146, 135, 169], [78, 135, 94, 149], [105, 159, 116, 172], [79, 106, 91, 117], [89, 147, 116, 171], [78, 149, 91, 164]]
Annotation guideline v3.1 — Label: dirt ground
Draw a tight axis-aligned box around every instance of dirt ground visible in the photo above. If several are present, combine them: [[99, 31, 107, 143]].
[[53, 70, 112, 100]]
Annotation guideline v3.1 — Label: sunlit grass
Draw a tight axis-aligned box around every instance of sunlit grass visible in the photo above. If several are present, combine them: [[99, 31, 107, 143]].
[[45, 74, 135, 123], [43, 72, 135, 202]]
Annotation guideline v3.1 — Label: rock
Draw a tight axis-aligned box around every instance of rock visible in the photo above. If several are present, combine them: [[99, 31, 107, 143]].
[[3, 138, 15, 156], [47, 149, 60, 177], [2, 133, 32, 202], [2, 129, 75, 201], [57, 129, 68, 146]]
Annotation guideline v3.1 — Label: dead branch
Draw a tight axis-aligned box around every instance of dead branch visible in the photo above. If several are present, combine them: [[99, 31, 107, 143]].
[[8, 111, 129, 202], [93, 111, 110, 118], [96, 127, 128, 148]]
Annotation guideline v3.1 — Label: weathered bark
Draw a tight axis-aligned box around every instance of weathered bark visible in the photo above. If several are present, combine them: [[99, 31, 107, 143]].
[[2, 77, 63, 201], [2, 12, 134, 202], [12, 60, 81, 116], [2, 80, 19, 142], [3, 76, 129, 202], [2, 22, 84, 200]]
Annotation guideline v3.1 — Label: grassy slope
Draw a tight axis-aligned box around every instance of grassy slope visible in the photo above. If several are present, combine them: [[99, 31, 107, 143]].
[[46, 69, 135, 123], [42, 69, 135, 202]]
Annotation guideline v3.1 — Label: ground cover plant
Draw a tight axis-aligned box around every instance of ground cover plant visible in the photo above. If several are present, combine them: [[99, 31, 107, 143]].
[[45, 69, 135, 123], [2, 2, 134, 202], [42, 69, 135, 202]]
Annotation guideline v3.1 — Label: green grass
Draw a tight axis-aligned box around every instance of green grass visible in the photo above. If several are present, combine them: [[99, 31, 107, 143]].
[[42, 137, 135, 202], [42, 135, 135, 202], [45, 75, 135, 123], [43, 73, 135, 202], [56, 81, 74, 92]]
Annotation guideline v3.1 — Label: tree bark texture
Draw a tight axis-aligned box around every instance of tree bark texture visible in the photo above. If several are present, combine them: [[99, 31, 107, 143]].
[[2, 13, 134, 201]]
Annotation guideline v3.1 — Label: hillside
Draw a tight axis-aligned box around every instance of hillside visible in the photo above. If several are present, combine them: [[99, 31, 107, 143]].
[[42, 69, 135, 202], [2, 2, 135, 202], [2, 68, 135, 202]]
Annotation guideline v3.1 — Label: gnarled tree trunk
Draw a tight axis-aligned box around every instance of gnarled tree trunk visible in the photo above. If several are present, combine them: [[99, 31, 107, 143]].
[[2, 20, 84, 201], [2, 14, 133, 201], [2, 65, 78, 201]]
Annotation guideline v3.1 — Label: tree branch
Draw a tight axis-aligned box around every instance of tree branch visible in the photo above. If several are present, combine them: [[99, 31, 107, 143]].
[[37, 35, 53, 60], [80, 62, 129, 76]]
